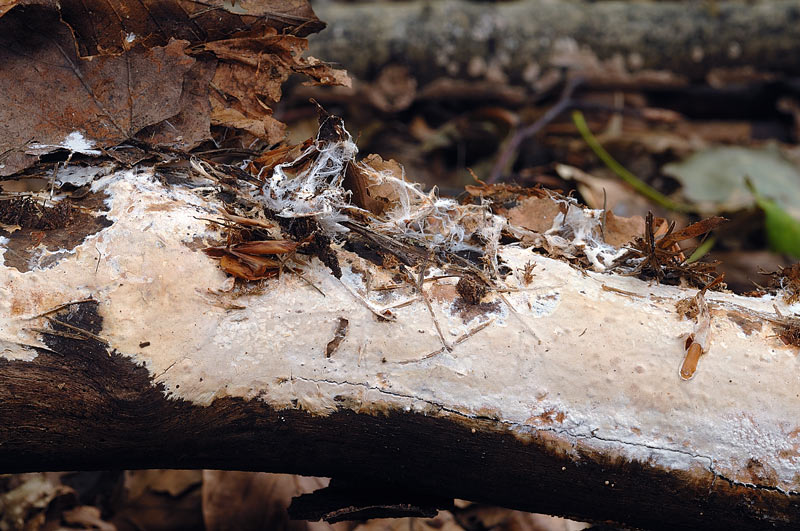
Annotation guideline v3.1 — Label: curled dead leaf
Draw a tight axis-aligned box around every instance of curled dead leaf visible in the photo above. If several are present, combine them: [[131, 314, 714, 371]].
[[504, 196, 563, 234], [218, 254, 278, 281], [192, 27, 349, 144], [344, 154, 406, 216], [0, 0, 344, 175], [0, 7, 194, 175], [657, 216, 727, 250], [603, 210, 645, 247], [230, 240, 299, 255], [204, 240, 297, 281]]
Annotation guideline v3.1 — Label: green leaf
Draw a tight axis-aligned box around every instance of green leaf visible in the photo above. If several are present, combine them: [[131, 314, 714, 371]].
[[756, 197, 800, 259], [663, 145, 800, 217], [746, 180, 800, 259]]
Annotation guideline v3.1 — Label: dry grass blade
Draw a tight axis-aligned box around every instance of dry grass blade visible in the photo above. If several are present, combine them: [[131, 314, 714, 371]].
[[232, 240, 299, 255], [218, 210, 274, 229], [24, 298, 96, 320], [45, 316, 109, 346]]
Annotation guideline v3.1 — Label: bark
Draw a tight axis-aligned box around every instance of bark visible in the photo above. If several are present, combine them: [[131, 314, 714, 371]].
[[308, 0, 800, 85], [1, 169, 800, 530]]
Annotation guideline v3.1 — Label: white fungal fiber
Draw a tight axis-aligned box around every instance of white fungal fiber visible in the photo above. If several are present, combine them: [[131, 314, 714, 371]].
[[259, 118, 506, 260], [260, 122, 358, 235], [362, 163, 505, 255], [543, 200, 627, 272]]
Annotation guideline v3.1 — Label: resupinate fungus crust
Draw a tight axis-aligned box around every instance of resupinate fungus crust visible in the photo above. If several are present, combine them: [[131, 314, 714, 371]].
[[1, 116, 799, 498]]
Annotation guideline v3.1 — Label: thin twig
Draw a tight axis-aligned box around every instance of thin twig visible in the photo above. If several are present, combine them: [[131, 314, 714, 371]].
[[601, 188, 608, 239], [338, 280, 397, 321], [1, 339, 58, 354], [45, 316, 110, 346], [415, 258, 451, 352], [398, 318, 495, 365], [289, 267, 326, 297], [24, 298, 96, 320], [380, 296, 420, 311], [498, 292, 542, 345], [488, 76, 583, 183], [27, 327, 88, 341]]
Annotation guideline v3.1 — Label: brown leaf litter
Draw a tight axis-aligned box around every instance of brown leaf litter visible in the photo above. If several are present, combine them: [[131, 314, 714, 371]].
[[203, 236, 301, 282], [1, 469, 585, 531], [200, 106, 727, 301], [0, 0, 348, 176]]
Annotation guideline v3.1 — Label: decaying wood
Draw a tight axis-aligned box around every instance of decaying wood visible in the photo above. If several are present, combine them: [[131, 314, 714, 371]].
[[1, 167, 800, 530], [310, 0, 800, 86]]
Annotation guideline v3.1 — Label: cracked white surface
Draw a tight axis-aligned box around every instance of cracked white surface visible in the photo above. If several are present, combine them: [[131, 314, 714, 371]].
[[1, 169, 799, 494]]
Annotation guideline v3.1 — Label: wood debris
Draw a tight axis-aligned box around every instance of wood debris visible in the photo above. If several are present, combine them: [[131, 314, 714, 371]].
[[612, 212, 726, 288]]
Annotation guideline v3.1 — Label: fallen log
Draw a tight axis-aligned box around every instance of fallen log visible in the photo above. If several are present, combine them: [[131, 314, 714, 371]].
[[309, 0, 800, 86], [1, 151, 800, 529]]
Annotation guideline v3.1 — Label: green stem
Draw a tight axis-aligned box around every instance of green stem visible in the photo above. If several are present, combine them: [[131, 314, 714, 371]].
[[686, 236, 716, 264], [572, 111, 692, 213]]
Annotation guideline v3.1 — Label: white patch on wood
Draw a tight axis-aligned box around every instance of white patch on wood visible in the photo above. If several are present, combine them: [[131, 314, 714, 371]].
[[1, 170, 799, 493]]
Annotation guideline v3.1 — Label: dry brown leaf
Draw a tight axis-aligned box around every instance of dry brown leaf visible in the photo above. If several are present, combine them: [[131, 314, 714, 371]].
[[0, 7, 194, 175], [62, 505, 117, 531], [233, 240, 299, 255], [39, 0, 325, 57], [112, 470, 203, 531], [0, 1, 17, 18], [124, 470, 202, 500], [603, 210, 645, 247], [298, 56, 354, 89], [657, 216, 727, 249], [453, 504, 589, 531], [345, 154, 406, 215], [362, 65, 418, 112], [0, 0, 344, 175], [204, 240, 297, 259], [504, 196, 563, 234], [195, 28, 349, 143], [218, 254, 278, 281], [249, 141, 311, 179], [199, 30, 305, 104], [136, 60, 216, 149], [0, 472, 77, 531], [201, 471, 343, 531], [209, 95, 288, 145], [229, 251, 283, 274]]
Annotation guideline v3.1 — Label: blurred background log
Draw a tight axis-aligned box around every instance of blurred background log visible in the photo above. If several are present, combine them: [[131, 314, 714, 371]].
[[309, 0, 800, 86]]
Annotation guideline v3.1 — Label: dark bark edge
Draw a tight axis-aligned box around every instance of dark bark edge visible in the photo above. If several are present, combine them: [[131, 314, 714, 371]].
[[0, 303, 798, 530]]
